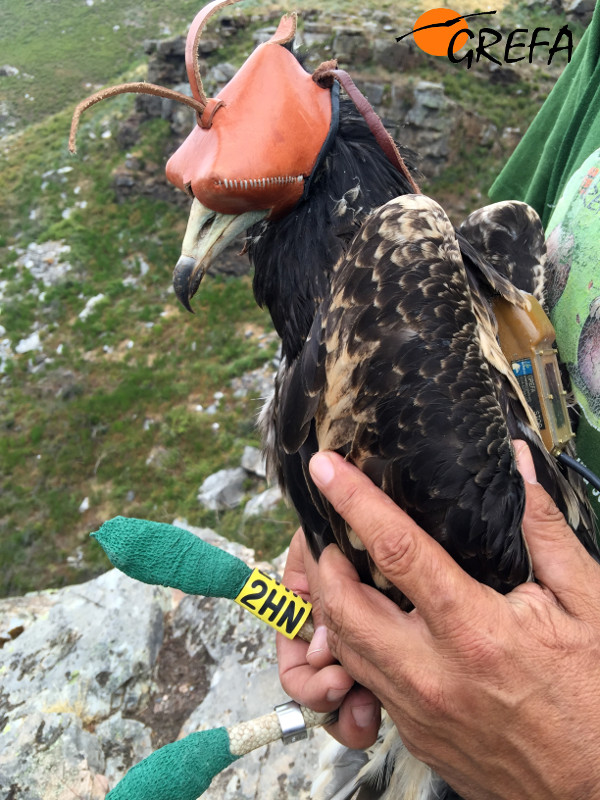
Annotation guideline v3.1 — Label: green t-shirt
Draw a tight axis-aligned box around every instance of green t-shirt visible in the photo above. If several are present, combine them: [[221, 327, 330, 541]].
[[489, 8, 600, 229], [545, 149, 600, 521]]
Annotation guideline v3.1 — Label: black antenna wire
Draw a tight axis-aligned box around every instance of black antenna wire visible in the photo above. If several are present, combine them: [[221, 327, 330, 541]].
[[556, 452, 600, 493]]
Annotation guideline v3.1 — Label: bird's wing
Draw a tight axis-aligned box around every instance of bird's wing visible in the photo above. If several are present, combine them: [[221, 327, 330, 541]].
[[279, 194, 532, 607], [459, 201, 598, 552], [458, 200, 546, 303]]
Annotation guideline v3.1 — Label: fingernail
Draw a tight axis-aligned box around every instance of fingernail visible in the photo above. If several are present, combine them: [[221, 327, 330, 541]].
[[351, 703, 377, 728], [514, 440, 538, 484], [326, 686, 349, 703], [307, 625, 328, 659], [310, 452, 335, 487]]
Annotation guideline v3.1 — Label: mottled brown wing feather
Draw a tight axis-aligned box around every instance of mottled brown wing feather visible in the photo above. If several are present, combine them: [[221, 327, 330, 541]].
[[279, 195, 527, 607], [458, 200, 546, 303], [278, 195, 597, 610]]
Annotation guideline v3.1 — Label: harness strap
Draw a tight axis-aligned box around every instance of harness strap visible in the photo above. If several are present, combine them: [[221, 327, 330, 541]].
[[313, 62, 421, 195]]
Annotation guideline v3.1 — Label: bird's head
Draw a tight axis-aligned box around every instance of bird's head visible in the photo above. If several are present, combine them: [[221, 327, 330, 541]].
[[69, 0, 417, 315], [165, 0, 335, 311]]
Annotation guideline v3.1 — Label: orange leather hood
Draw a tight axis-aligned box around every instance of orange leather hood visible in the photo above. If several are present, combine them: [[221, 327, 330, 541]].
[[165, 21, 333, 219]]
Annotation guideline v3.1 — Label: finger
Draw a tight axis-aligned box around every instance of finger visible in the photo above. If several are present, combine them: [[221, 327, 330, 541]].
[[515, 443, 600, 618], [282, 529, 336, 666], [325, 684, 381, 750], [281, 528, 313, 601], [306, 624, 336, 668], [277, 641, 355, 712], [319, 544, 433, 691], [309, 451, 483, 634], [278, 530, 341, 703]]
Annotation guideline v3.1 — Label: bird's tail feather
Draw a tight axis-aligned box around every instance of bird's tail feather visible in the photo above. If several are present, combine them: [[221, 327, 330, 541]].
[[311, 719, 439, 800]]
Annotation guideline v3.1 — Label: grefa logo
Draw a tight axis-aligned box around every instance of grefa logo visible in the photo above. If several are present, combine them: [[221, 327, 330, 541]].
[[396, 8, 573, 68]]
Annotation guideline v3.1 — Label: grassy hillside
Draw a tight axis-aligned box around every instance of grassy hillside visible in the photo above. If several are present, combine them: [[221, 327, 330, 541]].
[[0, 102, 295, 595], [0, 0, 412, 131], [1, 0, 248, 130], [0, 0, 587, 595]]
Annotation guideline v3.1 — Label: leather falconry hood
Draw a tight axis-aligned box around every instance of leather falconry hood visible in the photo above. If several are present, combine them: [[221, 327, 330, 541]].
[[165, 0, 333, 220], [69, 0, 334, 221]]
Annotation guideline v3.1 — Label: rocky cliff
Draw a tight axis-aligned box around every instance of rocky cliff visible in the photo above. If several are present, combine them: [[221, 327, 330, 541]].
[[0, 524, 329, 800]]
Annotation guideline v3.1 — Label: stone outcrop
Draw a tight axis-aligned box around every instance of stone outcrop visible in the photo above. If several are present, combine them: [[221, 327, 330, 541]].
[[197, 466, 248, 510], [196, 444, 283, 515], [0, 525, 329, 800]]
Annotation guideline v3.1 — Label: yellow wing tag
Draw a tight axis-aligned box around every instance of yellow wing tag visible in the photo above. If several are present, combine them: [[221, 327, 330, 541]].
[[235, 568, 311, 639]]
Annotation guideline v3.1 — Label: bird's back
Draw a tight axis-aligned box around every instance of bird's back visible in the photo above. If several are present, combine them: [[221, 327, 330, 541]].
[[271, 193, 597, 613]]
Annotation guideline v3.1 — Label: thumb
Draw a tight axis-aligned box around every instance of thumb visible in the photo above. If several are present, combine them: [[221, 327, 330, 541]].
[[515, 441, 600, 616]]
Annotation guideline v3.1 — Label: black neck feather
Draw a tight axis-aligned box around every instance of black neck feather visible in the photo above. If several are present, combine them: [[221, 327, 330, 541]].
[[248, 99, 418, 363]]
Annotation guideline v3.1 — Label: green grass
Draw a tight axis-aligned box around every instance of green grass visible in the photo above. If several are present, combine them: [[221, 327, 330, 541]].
[[0, 0, 255, 129], [0, 0, 407, 133], [0, 254, 297, 596], [0, 91, 299, 595]]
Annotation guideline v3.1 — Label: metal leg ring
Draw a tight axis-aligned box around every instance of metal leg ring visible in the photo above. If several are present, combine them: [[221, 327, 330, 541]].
[[274, 700, 308, 745]]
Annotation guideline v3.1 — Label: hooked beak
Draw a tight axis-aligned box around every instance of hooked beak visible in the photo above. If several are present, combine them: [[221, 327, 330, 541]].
[[173, 198, 267, 312]]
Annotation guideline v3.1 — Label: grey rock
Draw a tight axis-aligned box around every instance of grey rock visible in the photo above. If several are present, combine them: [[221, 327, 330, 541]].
[[156, 37, 185, 58], [244, 486, 283, 517], [403, 82, 459, 178], [197, 467, 247, 510], [142, 38, 158, 54], [0, 99, 17, 135], [0, 711, 110, 800], [241, 445, 267, 478], [372, 37, 421, 71], [372, 10, 393, 25], [0, 570, 168, 723], [95, 713, 153, 785], [303, 32, 332, 48], [208, 62, 238, 85], [253, 26, 278, 45], [0, 521, 330, 800], [567, 0, 595, 19], [217, 13, 249, 36], [332, 27, 372, 64], [78, 293, 106, 321], [303, 21, 332, 34], [487, 63, 520, 85], [177, 595, 332, 800], [356, 79, 386, 107], [0, 570, 170, 799], [479, 123, 499, 147], [14, 240, 72, 287], [230, 361, 277, 400], [406, 81, 449, 126], [198, 37, 220, 55], [0, 591, 60, 647], [15, 330, 41, 354]]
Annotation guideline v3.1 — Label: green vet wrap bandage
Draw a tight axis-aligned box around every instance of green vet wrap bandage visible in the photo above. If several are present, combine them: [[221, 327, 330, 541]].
[[107, 727, 239, 800], [92, 516, 252, 599]]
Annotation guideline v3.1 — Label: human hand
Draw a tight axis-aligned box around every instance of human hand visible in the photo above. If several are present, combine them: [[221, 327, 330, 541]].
[[306, 443, 600, 800], [277, 527, 381, 749]]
